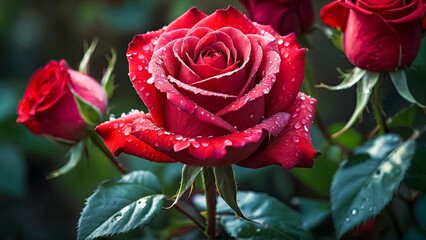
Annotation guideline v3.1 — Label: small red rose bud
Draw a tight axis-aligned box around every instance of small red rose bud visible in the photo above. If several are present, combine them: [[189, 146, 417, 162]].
[[17, 60, 108, 143]]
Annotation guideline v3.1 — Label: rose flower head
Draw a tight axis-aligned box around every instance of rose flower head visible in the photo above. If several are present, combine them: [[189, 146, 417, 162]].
[[239, 0, 314, 35], [96, 7, 318, 169], [320, 0, 426, 72], [17, 60, 108, 143]]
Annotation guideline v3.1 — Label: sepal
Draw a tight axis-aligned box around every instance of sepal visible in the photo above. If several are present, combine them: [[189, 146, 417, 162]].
[[389, 70, 425, 110], [101, 48, 117, 99], [332, 71, 380, 137], [79, 39, 98, 74], [46, 140, 85, 179]]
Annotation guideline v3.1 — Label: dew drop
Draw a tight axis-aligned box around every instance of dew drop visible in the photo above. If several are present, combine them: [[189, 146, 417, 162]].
[[304, 125, 309, 132], [291, 136, 300, 143], [249, 113, 254, 119], [277, 39, 284, 45], [294, 122, 301, 129], [284, 41, 290, 47], [284, 52, 289, 58], [224, 139, 232, 146], [175, 135, 184, 140], [202, 142, 209, 147], [192, 141, 200, 148], [113, 123, 118, 129], [137, 65, 143, 71], [138, 54, 145, 60], [351, 208, 358, 216], [345, 217, 350, 222], [113, 214, 123, 222], [142, 45, 150, 51]]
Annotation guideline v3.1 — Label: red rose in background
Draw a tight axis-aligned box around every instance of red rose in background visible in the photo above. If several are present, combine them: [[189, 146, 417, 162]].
[[320, 0, 426, 72], [17, 60, 108, 142], [96, 7, 318, 168], [239, 0, 314, 35]]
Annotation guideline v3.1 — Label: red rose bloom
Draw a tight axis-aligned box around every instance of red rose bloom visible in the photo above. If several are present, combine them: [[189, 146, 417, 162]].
[[239, 0, 314, 35], [17, 60, 108, 142], [320, 0, 426, 72], [96, 7, 318, 168]]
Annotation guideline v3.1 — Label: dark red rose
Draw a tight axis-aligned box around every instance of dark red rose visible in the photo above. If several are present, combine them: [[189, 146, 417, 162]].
[[96, 7, 318, 168], [17, 60, 108, 142], [320, 0, 426, 72], [239, 0, 314, 35]]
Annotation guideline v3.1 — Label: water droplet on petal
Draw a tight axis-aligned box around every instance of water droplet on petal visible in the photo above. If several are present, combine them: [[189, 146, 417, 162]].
[[192, 141, 200, 148], [142, 44, 150, 51], [284, 41, 290, 47], [294, 122, 301, 129], [224, 139, 232, 146], [277, 39, 284, 45], [291, 136, 300, 143]]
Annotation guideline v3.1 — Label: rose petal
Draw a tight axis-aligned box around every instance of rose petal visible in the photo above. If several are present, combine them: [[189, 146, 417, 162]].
[[187, 27, 237, 65], [67, 69, 108, 114], [95, 110, 175, 163], [266, 33, 306, 116], [128, 30, 167, 126], [238, 93, 318, 169], [193, 6, 262, 35], [190, 27, 252, 96], [131, 112, 290, 166], [422, 14, 426, 31], [166, 8, 207, 32], [149, 48, 238, 134], [320, 1, 350, 31], [216, 34, 279, 116], [343, 9, 403, 71]]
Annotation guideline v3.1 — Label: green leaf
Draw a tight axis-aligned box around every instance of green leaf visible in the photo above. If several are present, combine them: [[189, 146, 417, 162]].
[[213, 165, 246, 219], [387, 104, 417, 128], [79, 39, 98, 74], [47, 141, 84, 179], [390, 70, 425, 109], [332, 71, 380, 137], [291, 197, 330, 229], [217, 191, 311, 240], [77, 171, 166, 240], [405, 144, 426, 192], [169, 165, 203, 208], [317, 67, 366, 90], [331, 134, 416, 238], [0, 144, 26, 197], [74, 95, 103, 127], [101, 48, 117, 98]]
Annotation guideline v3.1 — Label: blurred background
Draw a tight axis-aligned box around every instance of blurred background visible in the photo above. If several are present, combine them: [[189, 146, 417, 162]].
[[1, 0, 425, 239]]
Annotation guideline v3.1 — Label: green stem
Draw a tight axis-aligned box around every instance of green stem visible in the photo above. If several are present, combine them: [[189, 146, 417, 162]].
[[89, 130, 127, 174], [203, 168, 217, 240], [371, 76, 389, 135]]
